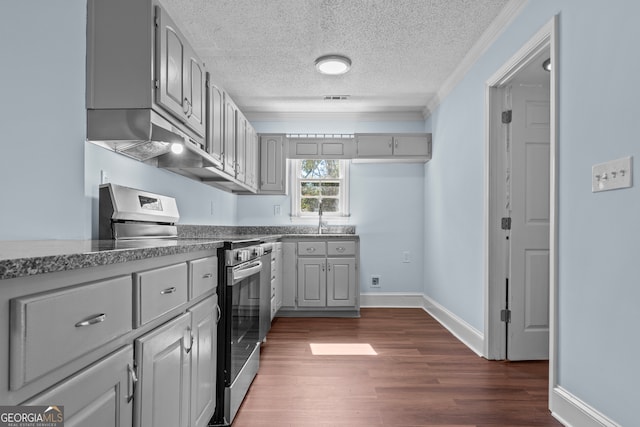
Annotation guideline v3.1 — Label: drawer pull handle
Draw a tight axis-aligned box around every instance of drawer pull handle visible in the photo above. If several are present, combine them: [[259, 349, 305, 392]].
[[184, 327, 194, 354], [127, 364, 138, 403], [75, 313, 106, 328], [161, 286, 177, 295], [336, 247, 345, 253], [202, 273, 213, 279], [306, 247, 316, 252]]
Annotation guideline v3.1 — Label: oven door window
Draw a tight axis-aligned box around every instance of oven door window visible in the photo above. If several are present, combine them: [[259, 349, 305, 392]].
[[229, 264, 261, 382]]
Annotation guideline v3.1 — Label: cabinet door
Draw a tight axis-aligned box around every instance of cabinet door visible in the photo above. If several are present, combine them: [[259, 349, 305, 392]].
[[245, 126, 258, 189], [275, 243, 283, 310], [189, 295, 218, 427], [135, 312, 191, 427], [235, 113, 247, 182], [155, 6, 186, 123], [356, 135, 394, 157], [224, 97, 237, 174], [206, 81, 224, 168], [393, 135, 430, 156], [326, 258, 357, 307], [23, 346, 133, 427], [297, 257, 326, 307], [185, 45, 206, 137], [260, 135, 286, 193]]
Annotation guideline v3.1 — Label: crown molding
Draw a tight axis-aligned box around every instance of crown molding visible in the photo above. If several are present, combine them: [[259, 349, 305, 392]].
[[423, 0, 529, 118]]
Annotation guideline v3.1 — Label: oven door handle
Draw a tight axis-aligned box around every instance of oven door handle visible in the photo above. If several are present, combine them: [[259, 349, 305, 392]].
[[231, 260, 263, 283]]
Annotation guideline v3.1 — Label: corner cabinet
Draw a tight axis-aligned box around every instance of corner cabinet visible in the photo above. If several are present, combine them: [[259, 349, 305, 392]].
[[259, 134, 288, 194], [280, 237, 359, 317], [355, 133, 432, 162]]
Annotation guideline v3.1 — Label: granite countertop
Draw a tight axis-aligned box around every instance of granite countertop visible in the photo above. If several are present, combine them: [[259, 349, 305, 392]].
[[0, 239, 225, 281], [0, 225, 358, 281]]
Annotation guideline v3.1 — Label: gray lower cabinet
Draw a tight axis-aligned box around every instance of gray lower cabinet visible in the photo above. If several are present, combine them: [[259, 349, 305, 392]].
[[281, 238, 359, 316], [326, 257, 357, 307], [135, 312, 192, 427], [297, 257, 327, 307], [23, 345, 134, 427], [2, 250, 220, 427], [134, 295, 218, 427], [188, 295, 219, 427]]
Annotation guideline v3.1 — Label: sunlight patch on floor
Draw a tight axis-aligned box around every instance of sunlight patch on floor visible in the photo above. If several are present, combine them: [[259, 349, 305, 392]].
[[309, 343, 377, 355]]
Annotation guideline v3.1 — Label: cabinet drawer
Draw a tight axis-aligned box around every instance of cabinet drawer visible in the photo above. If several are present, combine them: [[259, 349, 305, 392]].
[[134, 263, 188, 327], [298, 241, 326, 256], [327, 241, 356, 256], [189, 256, 218, 300], [10, 276, 132, 391]]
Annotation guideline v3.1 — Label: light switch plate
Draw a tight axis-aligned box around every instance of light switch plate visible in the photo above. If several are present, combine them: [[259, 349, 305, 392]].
[[592, 156, 632, 192]]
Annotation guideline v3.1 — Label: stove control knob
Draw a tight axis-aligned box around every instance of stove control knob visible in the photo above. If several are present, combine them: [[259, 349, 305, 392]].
[[237, 249, 250, 262]]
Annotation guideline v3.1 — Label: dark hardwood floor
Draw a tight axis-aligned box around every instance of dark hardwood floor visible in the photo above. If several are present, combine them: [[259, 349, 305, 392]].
[[233, 308, 562, 427]]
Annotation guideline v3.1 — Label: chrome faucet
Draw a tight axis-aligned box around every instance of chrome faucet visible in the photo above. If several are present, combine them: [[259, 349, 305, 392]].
[[318, 203, 327, 234]]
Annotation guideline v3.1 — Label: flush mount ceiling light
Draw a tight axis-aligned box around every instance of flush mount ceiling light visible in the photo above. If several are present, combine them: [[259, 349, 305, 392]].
[[315, 55, 352, 75], [542, 58, 551, 72]]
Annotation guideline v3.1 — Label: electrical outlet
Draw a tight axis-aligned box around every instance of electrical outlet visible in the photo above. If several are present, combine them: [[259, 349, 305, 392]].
[[210, 201, 215, 215], [100, 170, 109, 184], [274, 205, 281, 215], [402, 251, 411, 263], [592, 156, 633, 192], [370, 275, 381, 288]]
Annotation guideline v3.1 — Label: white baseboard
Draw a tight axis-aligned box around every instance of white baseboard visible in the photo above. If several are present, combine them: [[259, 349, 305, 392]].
[[421, 294, 485, 357], [360, 292, 484, 357], [360, 292, 426, 308], [551, 387, 620, 427]]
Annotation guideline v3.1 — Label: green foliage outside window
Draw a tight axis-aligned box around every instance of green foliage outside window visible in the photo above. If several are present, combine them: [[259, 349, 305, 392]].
[[299, 160, 342, 213]]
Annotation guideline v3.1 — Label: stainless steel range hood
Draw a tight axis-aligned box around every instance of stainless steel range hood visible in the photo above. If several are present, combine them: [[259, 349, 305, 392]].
[[87, 109, 198, 161]]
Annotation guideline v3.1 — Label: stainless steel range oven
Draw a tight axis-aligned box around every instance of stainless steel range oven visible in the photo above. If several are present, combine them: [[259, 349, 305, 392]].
[[213, 240, 267, 426]]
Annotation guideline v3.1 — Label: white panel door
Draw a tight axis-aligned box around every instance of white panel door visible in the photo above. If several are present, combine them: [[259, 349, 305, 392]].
[[508, 83, 550, 360]]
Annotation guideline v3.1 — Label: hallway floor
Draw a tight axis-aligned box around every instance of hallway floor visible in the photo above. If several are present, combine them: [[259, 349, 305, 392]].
[[232, 308, 562, 427]]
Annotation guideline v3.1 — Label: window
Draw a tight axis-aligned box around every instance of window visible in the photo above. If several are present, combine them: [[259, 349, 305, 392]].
[[291, 159, 350, 218]]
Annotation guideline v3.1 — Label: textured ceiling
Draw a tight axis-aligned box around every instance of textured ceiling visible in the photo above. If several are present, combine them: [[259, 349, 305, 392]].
[[160, 0, 512, 116]]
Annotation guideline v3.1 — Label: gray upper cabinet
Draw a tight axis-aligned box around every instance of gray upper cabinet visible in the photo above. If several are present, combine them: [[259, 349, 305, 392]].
[[235, 111, 247, 183], [87, 0, 206, 141], [224, 96, 237, 174], [155, 5, 205, 137], [206, 78, 224, 168], [259, 134, 287, 194], [245, 125, 259, 191], [288, 138, 356, 159], [355, 133, 432, 161]]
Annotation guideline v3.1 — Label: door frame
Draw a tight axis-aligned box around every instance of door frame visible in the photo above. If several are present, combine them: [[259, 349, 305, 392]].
[[483, 12, 558, 385]]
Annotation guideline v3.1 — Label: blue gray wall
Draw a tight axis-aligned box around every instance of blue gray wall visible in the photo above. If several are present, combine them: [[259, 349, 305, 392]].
[[424, 1, 640, 425], [0, 0, 237, 241], [242, 119, 427, 294]]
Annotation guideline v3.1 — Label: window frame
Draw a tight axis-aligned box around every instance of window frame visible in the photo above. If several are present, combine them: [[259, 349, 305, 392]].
[[290, 159, 350, 219]]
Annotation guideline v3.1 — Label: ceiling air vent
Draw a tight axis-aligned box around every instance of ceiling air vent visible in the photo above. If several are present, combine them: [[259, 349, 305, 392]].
[[323, 95, 350, 101]]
